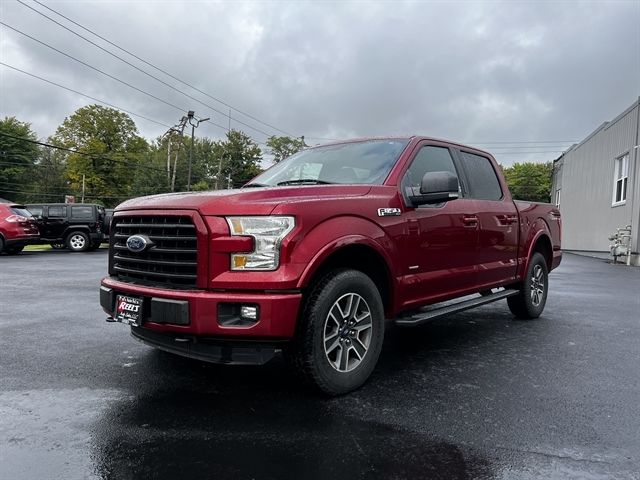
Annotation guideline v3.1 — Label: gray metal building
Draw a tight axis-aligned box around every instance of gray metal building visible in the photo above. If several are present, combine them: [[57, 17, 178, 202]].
[[552, 98, 640, 265]]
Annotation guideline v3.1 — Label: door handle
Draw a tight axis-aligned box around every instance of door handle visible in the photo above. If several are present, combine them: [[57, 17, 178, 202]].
[[497, 214, 518, 225], [462, 215, 478, 227]]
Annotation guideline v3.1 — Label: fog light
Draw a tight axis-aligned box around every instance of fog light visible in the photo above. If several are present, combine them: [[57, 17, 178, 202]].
[[240, 305, 258, 321]]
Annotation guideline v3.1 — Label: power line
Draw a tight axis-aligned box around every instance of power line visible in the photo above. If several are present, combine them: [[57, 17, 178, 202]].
[[0, 62, 172, 128], [24, 0, 297, 138], [0, 21, 187, 113], [0, 132, 168, 173], [0, 21, 266, 144], [17, 0, 273, 138]]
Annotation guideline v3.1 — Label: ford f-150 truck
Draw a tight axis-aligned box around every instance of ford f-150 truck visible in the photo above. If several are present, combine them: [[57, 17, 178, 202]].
[[100, 136, 561, 395]]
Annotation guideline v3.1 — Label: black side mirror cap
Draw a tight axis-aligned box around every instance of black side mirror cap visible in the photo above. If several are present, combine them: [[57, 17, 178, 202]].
[[409, 171, 460, 205]]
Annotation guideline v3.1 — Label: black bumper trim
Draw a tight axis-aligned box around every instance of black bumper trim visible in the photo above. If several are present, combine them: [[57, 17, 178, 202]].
[[130, 327, 280, 365]]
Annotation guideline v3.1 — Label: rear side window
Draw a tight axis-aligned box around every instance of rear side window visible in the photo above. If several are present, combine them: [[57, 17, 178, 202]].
[[11, 207, 33, 218], [405, 146, 459, 188], [47, 206, 67, 217], [71, 206, 94, 219], [459, 152, 502, 200]]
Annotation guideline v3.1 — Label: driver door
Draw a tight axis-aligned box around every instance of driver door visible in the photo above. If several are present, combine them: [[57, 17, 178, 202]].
[[399, 143, 479, 309]]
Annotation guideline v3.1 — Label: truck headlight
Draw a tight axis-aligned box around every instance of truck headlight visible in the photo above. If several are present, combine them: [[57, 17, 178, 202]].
[[226, 216, 295, 270]]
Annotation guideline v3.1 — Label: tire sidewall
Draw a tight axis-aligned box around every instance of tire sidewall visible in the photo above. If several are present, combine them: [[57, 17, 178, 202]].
[[307, 270, 385, 394], [524, 252, 549, 317]]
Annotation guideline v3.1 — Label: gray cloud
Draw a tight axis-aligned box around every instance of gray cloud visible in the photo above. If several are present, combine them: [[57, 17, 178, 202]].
[[1, 0, 638, 165]]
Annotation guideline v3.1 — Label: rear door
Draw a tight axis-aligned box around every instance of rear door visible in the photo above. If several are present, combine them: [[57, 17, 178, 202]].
[[456, 150, 519, 287], [43, 205, 68, 240], [399, 142, 479, 308]]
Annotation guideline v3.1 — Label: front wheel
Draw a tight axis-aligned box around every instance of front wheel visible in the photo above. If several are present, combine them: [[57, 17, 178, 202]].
[[5, 246, 24, 255], [508, 252, 549, 319], [66, 231, 89, 252], [285, 269, 385, 396]]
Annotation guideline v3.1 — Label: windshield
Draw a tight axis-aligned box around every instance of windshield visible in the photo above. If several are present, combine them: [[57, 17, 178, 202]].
[[247, 139, 409, 187]]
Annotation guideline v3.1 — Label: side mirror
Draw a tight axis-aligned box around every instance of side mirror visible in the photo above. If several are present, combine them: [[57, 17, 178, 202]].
[[410, 171, 459, 206]]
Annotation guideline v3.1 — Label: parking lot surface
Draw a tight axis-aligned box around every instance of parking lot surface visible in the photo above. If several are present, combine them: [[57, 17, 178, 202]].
[[1, 250, 639, 479]]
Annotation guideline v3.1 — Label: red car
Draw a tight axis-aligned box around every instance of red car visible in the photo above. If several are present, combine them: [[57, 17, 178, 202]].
[[100, 136, 562, 395], [0, 202, 40, 255]]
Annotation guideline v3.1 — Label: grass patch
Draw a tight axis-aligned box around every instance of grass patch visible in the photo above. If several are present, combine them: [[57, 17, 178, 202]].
[[24, 244, 53, 251]]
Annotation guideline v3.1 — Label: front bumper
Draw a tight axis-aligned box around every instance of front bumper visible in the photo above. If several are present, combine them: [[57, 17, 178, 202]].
[[130, 326, 280, 365], [100, 276, 302, 339]]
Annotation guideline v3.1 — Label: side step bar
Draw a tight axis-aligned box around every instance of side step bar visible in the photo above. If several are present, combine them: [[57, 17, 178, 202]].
[[395, 289, 519, 327]]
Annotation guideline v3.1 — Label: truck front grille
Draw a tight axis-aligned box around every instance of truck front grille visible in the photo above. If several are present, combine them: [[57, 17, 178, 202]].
[[111, 216, 198, 289]]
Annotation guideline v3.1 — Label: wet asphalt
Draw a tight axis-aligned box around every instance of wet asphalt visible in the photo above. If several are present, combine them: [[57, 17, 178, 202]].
[[0, 250, 639, 479]]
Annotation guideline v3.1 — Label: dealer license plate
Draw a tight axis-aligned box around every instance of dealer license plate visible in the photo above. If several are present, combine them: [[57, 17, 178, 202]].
[[115, 295, 143, 326]]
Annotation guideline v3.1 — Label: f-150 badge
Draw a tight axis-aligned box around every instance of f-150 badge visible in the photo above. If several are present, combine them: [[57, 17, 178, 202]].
[[378, 208, 401, 217]]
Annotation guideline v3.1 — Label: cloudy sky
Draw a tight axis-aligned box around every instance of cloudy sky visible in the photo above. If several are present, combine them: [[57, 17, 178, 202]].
[[1, 0, 639, 165]]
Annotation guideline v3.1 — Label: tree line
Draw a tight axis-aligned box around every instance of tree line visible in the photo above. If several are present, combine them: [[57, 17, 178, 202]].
[[0, 104, 553, 207], [0, 104, 306, 207]]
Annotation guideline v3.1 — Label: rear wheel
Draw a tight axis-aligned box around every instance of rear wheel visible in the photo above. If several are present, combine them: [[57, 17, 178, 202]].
[[508, 252, 548, 319], [66, 231, 89, 252], [0, 236, 4, 254], [285, 269, 385, 395]]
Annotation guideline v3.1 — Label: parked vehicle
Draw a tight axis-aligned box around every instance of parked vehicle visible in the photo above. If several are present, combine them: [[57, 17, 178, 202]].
[[26, 203, 106, 252], [0, 202, 40, 255], [100, 136, 562, 395]]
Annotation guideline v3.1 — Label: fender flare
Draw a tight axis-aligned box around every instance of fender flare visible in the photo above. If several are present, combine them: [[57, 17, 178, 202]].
[[291, 215, 397, 290], [521, 219, 552, 276]]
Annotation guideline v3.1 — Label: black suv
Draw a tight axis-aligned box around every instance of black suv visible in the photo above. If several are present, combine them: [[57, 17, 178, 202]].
[[26, 203, 106, 252]]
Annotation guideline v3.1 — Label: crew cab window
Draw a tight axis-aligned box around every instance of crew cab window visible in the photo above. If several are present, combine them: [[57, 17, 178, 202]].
[[71, 206, 94, 219], [47, 206, 67, 217], [459, 152, 502, 201], [405, 146, 459, 188]]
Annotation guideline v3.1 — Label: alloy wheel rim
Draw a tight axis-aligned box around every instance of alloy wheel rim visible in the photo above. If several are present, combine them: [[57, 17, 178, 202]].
[[323, 293, 373, 372], [70, 235, 85, 249], [530, 264, 545, 306]]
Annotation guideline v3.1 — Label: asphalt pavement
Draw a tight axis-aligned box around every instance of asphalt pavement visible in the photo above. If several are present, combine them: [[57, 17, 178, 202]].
[[1, 250, 639, 479]]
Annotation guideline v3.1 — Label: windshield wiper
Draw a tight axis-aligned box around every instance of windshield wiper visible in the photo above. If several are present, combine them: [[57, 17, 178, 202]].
[[242, 183, 270, 188], [276, 179, 335, 186]]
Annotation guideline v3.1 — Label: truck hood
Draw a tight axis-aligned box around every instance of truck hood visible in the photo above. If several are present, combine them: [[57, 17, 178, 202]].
[[116, 185, 373, 216]]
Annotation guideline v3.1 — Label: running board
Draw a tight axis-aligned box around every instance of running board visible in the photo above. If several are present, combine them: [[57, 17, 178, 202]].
[[395, 289, 519, 327]]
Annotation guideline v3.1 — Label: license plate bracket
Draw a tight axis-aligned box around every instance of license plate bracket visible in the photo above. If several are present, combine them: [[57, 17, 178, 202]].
[[115, 294, 143, 326]]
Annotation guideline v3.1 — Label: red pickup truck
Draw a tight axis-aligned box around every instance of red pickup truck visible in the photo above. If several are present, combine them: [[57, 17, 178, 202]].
[[100, 137, 561, 395]]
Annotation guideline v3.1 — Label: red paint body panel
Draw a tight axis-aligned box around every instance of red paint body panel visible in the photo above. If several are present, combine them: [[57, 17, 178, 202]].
[[0, 204, 39, 249], [101, 136, 561, 343]]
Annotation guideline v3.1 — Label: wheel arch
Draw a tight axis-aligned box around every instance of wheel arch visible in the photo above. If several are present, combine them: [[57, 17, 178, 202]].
[[298, 240, 395, 317]]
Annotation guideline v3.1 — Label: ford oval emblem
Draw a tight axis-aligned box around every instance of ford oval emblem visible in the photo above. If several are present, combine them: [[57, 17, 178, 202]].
[[126, 235, 149, 253]]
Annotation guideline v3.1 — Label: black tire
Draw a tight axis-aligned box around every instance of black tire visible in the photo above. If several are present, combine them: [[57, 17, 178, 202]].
[[508, 252, 549, 319], [50, 242, 66, 250], [66, 231, 90, 252], [5, 246, 24, 255], [0, 236, 4, 254], [285, 269, 385, 396]]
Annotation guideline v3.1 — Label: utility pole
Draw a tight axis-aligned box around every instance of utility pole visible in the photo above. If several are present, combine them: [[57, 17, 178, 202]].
[[186, 111, 210, 191], [162, 117, 188, 191]]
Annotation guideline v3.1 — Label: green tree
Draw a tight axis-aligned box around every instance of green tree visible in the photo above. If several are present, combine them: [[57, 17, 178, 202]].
[[213, 130, 262, 188], [502, 162, 553, 203], [266, 135, 307, 163], [52, 105, 149, 206], [0, 117, 39, 202]]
